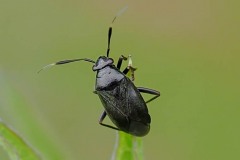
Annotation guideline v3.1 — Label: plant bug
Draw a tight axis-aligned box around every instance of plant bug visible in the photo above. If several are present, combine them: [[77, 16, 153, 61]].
[[39, 8, 160, 137]]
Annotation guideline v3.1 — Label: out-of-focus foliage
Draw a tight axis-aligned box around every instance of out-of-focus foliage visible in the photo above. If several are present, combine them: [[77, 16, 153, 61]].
[[0, 121, 40, 160], [0, 0, 239, 160]]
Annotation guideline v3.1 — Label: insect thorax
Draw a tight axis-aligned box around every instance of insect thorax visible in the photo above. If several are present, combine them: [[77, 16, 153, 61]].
[[95, 66, 124, 91]]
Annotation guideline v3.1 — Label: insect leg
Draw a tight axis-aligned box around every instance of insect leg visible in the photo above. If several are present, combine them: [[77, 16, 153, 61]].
[[122, 67, 130, 74], [117, 55, 128, 69], [122, 55, 137, 81], [137, 87, 160, 104], [99, 111, 120, 131]]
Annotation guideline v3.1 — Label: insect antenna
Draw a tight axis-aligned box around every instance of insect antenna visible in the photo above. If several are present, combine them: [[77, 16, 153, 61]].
[[38, 58, 95, 73], [106, 6, 128, 57]]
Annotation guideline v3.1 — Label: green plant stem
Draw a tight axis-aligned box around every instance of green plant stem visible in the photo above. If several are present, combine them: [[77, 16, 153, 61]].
[[112, 55, 144, 160]]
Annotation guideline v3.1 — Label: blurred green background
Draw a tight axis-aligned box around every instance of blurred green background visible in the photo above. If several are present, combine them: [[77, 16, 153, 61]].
[[0, 0, 239, 160]]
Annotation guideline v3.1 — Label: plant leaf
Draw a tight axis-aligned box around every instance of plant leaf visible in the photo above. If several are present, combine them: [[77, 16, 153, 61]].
[[0, 120, 41, 160]]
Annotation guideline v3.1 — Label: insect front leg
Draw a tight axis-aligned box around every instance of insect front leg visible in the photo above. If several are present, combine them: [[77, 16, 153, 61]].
[[117, 55, 133, 77], [99, 111, 120, 131], [121, 55, 137, 81], [117, 55, 128, 69], [122, 67, 130, 74], [137, 87, 160, 104]]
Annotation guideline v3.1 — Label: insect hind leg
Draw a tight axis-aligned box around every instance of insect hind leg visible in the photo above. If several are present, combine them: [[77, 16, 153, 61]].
[[99, 111, 120, 131], [137, 87, 160, 104]]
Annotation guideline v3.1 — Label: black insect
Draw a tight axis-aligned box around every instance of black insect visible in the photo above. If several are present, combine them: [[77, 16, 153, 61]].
[[39, 11, 160, 137]]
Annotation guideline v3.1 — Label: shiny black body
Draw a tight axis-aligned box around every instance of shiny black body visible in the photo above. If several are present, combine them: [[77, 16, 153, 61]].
[[93, 56, 151, 136]]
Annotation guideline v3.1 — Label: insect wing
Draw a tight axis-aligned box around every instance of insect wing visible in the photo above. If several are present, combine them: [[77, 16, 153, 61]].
[[97, 77, 150, 128]]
